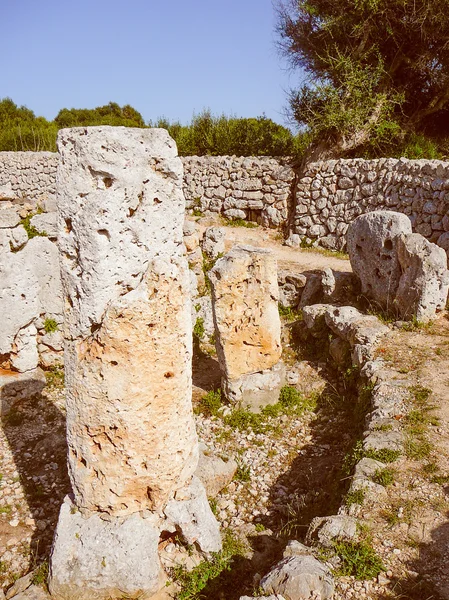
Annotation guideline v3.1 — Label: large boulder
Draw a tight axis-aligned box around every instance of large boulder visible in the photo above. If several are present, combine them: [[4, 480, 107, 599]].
[[347, 210, 412, 311]]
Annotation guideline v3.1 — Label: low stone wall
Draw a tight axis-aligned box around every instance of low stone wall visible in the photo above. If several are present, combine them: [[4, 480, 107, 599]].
[[0, 152, 58, 210], [294, 158, 449, 252], [182, 156, 295, 228]]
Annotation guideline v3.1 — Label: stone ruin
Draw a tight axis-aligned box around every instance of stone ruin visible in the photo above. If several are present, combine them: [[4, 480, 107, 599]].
[[208, 245, 285, 411], [48, 127, 220, 600], [347, 210, 449, 321]]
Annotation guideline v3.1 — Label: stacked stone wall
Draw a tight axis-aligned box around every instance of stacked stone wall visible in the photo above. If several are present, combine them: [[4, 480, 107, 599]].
[[0, 152, 58, 209], [294, 158, 449, 252], [181, 155, 295, 228]]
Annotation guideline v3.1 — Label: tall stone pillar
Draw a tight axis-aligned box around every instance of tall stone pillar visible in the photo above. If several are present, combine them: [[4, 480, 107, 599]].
[[49, 127, 220, 600], [209, 245, 285, 411]]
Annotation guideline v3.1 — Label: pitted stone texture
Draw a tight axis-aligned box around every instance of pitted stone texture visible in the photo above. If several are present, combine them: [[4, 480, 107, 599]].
[[0, 236, 62, 364], [209, 245, 281, 382], [261, 555, 334, 600], [164, 476, 222, 554], [306, 515, 358, 548], [347, 210, 412, 309], [202, 227, 226, 259], [10, 323, 39, 372], [222, 361, 286, 411], [49, 497, 163, 600], [209, 245, 282, 406], [396, 233, 449, 321], [195, 448, 237, 498], [57, 128, 198, 515]]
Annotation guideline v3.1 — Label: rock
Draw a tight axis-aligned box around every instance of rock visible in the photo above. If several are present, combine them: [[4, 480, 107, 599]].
[[437, 231, 449, 251], [209, 245, 282, 407], [164, 477, 222, 554], [299, 274, 322, 308], [306, 515, 358, 548], [202, 227, 226, 259], [9, 226, 28, 251], [395, 233, 449, 322], [278, 271, 306, 309], [261, 555, 334, 600], [223, 361, 286, 412], [301, 304, 331, 338], [347, 210, 412, 311], [353, 457, 386, 480], [10, 324, 39, 373], [30, 212, 57, 238], [8, 585, 49, 600], [325, 306, 389, 346], [283, 541, 311, 557], [363, 429, 404, 452], [0, 206, 20, 228], [49, 497, 164, 600], [192, 296, 215, 339], [329, 337, 351, 367], [195, 449, 237, 498], [5, 571, 34, 599], [56, 126, 199, 515]]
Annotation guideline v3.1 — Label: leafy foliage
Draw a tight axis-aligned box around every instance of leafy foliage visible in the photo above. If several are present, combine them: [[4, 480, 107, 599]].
[[333, 539, 384, 579], [151, 109, 296, 156], [276, 0, 449, 157]]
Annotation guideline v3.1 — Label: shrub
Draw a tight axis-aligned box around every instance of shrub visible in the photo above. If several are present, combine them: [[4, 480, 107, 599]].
[[333, 539, 384, 580], [195, 389, 222, 417]]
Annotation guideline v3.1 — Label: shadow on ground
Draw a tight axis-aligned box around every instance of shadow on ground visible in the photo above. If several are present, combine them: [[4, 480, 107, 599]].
[[1, 375, 70, 566]]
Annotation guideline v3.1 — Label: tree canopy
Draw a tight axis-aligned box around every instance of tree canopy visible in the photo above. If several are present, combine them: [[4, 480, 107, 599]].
[[276, 0, 449, 159]]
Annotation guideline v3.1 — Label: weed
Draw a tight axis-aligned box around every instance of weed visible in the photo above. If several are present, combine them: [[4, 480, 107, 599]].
[[194, 304, 201, 313], [224, 408, 265, 433], [333, 539, 384, 580], [405, 436, 432, 460], [301, 245, 349, 260], [195, 389, 223, 418], [43, 318, 58, 334], [234, 462, 251, 482], [422, 461, 439, 475], [32, 560, 48, 586], [254, 523, 265, 532], [373, 423, 393, 432], [192, 209, 203, 217], [193, 317, 205, 339], [372, 467, 395, 487], [278, 304, 302, 322], [209, 498, 218, 516], [0, 505, 12, 514], [209, 332, 216, 345], [45, 365, 65, 389], [431, 474, 449, 485], [171, 530, 246, 600], [221, 217, 258, 228], [345, 488, 365, 506], [365, 448, 402, 463], [20, 209, 46, 240], [410, 385, 432, 406], [202, 252, 224, 293]]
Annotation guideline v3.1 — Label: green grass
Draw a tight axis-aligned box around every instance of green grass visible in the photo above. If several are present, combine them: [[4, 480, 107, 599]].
[[234, 462, 251, 482], [372, 467, 395, 487], [44, 365, 65, 390], [333, 539, 384, 580], [365, 448, 402, 463], [172, 530, 247, 600], [345, 488, 365, 506], [43, 318, 58, 334], [202, 252, 224, 293], [193, 317, 205, 339], [221, 217, 258, 228], [20, 208, 46, 239], [278, 304, 302, 322], [195, 389, 223, 418], [300, 245, 349, 260], [32, 560, 48, 586], [0, 505, 12, 514]]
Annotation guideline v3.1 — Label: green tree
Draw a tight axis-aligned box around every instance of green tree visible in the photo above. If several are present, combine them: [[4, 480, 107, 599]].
[[152, 109, 295, 156], [54, 102, 145, 128], [276, 0, 449, 159], [0, 98, 58, 151]]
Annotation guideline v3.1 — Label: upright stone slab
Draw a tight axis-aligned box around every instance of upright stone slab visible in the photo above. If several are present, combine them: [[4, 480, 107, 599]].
[[347, 210, 412, 311], [209, 245, 284, 410], [49, 127, 220, 600], [347, 210, 449, 321]]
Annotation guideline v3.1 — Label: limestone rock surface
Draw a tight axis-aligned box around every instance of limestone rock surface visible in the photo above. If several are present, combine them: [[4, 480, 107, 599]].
[[396, 233, 449, 321], [49, 497, 163, 600], [209, 245, 281, 382], [57, 127, 199, 515], [261, 555, 334, 600], [347, 210, 412, 309]]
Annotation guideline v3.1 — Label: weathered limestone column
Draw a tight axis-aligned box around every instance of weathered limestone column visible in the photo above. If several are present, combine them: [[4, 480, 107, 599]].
[[49, 127, 220, 600], [209, 245, 284, 411]]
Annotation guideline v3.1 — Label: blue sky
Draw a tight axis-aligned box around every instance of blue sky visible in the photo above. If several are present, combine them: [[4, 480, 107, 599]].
[[2, 0, 301, 127]]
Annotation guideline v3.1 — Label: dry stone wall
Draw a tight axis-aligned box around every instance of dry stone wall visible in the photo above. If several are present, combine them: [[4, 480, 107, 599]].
[[182, 155, 295, 228], [294, 158, 449, 253], [0, 152, 58, 210]]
